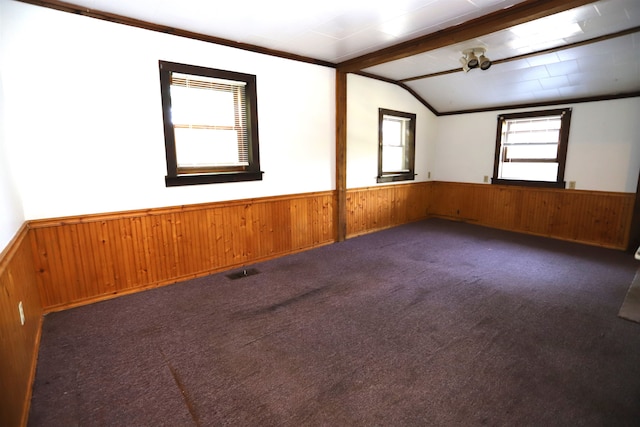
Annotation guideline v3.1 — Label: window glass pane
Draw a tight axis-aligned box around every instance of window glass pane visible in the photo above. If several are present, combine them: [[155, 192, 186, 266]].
[[500, 162, 558, 182], [170, 85, 235, 126], [504, 129, 560, 144], [174, 128, 246, 167], [382, 146, 406, 171], [507, 118, 561, 132], [382, 116, 409, 172], [382, 117, 403, 146], [505, 144, 558, 160]]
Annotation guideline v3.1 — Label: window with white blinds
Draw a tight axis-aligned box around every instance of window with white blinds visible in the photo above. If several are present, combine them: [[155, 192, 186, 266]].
[[159, 61, 262, 186], [492, 108, 571, 188]]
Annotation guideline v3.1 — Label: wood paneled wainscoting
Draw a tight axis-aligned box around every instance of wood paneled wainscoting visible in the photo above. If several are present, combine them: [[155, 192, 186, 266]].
[[18, 182, 636, 312], [0, 225, 43, 427], [29, 192, 335, 312], [346, 182, 431, 238], [429, 182, 635, 249]]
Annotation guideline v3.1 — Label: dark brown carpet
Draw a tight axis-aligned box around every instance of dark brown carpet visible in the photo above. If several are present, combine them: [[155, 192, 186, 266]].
[[28, 219, 640, 426]]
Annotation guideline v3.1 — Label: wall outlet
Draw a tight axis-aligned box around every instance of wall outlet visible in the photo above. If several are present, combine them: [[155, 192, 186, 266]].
[[18, 301, 25, 326], [428, 171, 431, 179], [483, 175, 489, 183], [568, 181, 576, 189]]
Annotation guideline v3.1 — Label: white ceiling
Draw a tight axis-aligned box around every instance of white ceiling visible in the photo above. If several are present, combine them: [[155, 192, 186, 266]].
[[53, 0, 530, 63], [42, 0, 640, 113]]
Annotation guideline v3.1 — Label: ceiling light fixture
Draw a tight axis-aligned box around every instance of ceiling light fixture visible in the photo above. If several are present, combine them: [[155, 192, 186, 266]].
[[460, 48, 492, 72]]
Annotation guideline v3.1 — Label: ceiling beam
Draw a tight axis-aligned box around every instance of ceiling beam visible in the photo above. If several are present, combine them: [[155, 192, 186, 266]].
[[337, 0, 599, 73], [437, 91, 640, 116]]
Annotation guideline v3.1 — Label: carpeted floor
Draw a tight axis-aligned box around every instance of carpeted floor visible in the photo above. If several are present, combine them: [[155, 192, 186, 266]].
[[28, 219, 640, 426]]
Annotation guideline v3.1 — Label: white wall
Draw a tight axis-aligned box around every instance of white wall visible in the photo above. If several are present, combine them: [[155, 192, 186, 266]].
[[0, 83, 26, 251], [1, 0, 335, 220], [346, 73, 437, 189], [0, 113, 24, 251], [565, 99, 640, 192], [433, 98, 640, 193], [432, 112, 497, 185], [2, 1, 638, 231], [0, 0, 25, 251]]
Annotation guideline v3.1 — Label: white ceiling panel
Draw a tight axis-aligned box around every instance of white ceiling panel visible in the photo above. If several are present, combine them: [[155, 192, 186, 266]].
[[545, 60, 581, 77], [539, 76, 571, 90], [525, 53, 562, 68], [60, 0, 529, 63], [402, 28, 640, 112], [362, 0, 640, 112]]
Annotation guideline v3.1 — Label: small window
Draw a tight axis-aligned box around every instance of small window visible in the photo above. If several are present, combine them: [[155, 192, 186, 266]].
[[492, 108, 571, 188], [377, 108, 416, 183], [159, 61, 262, 186]]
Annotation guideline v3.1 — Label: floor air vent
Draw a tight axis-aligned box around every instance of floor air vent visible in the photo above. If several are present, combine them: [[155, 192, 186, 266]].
[[226, 268, 260, 280]]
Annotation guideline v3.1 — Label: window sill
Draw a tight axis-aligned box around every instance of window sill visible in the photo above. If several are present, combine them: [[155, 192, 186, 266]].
[[491, 178, 565, 189], [376, 173, 415, 184], [166, 171, 263, 187]]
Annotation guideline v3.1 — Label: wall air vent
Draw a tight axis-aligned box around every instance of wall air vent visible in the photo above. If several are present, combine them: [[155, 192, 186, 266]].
[[226, 268, 260, 280]]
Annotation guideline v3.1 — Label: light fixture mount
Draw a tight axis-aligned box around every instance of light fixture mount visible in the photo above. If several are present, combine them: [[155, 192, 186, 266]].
[[460, 48, 492, 72]]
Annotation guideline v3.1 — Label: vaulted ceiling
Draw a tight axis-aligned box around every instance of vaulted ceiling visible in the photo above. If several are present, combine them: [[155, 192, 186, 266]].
[[24, 0, 640, 114]]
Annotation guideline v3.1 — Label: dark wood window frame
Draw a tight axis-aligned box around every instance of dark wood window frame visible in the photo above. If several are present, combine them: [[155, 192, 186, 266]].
[[159, 60, 263, 187], [377, 108, 416, 184], [492, 108, 572, 189]]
